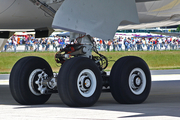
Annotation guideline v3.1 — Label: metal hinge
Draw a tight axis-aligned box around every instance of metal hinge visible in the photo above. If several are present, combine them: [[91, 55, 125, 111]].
[[29, 0, 63, 18]]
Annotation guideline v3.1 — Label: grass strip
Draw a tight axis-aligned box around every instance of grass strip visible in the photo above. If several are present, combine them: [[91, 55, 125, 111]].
[[0, 51, 180, 73]]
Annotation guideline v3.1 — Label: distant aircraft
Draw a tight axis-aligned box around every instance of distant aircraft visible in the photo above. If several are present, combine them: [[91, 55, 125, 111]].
[[1, 0, 180, 107]]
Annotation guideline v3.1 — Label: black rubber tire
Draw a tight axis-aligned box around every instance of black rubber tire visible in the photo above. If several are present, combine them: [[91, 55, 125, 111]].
[[10, 56, 53, 105], [110, 56, 151, 104], [57, 57, 102, 107]]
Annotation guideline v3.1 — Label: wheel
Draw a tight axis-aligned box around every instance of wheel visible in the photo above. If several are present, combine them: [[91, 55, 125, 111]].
[[57, 57, 102, 107], [110, 56, 151, 104], [10, 56, 53, 105]]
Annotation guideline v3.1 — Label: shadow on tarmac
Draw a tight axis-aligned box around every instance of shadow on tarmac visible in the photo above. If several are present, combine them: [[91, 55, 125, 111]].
[[0, 80, 180, 118]]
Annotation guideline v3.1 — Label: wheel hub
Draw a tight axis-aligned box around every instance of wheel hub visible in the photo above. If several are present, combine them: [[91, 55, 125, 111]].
[[129, 68, 146, 95], [77, 69, 97, 98], [79, 75, 92, 93], [83, 77, 91, 89], [29, 69, 48, 95], [134, 76, 142, 87]]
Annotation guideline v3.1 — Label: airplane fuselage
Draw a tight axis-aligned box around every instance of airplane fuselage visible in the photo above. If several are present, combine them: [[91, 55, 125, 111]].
[[0, 0, 180, 30]]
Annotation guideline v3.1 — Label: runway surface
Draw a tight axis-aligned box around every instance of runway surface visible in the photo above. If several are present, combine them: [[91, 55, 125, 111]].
[[0, 70, 180, 120]]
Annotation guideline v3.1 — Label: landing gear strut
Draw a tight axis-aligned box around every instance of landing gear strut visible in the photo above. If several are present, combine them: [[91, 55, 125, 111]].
[[10, 33, 151, 107]]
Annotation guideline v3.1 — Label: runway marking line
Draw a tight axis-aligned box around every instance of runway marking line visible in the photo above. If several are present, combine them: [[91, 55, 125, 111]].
[[0, 74, 180, 84]]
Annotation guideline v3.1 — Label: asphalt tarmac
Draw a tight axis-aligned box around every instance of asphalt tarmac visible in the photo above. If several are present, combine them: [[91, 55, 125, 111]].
[[0, 70, 180, 120]]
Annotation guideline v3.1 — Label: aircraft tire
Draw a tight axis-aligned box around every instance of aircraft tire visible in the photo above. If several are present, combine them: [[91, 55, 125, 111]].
[[57, 57, 102, 107], [110, 56, 151, 104], [10, 56, 53, 105]]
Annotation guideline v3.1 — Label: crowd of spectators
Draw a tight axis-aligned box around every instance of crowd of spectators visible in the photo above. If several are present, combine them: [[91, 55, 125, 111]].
[[3, 34, 70, 52], [95, 36, 180, 51], [3, 34, 180, 52]]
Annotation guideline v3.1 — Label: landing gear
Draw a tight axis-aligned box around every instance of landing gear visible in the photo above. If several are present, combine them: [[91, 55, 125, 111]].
[[10, 56, 54, 105], [110, 56, 151, 104], [57, 57, 102, 107], [9, 33, 151, 107]]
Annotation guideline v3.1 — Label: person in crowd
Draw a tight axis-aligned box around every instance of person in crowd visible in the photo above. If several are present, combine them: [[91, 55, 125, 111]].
[[8, 38, 12, 49], [52, 39, 56, 50], [158, 38, 163, 49], [54, 40, 59, 52], [4, 41, 9, 52], [124, 39, 128, 51], [34, 39, 40, 52], [162, 37, 166, 47], [134, 37, 139, 51], [145, 38, 149, 50], [171, 39, 175, 50], [102, 40, 106, 51], [164, 40, 168, 50], [46, 38, 51, 51], [19, 38, 23, 45], [124, 37, 127, 51], [178, 39, 180, 49], [29, 39, 34, 51], [136, 39, 141, 51], [139, 39, 143, 51], [147, 40, 150, 51], [156, 38, 160, 50], [153, 38, 157, 51], [117, 37, 122, 51], [131, 39, 136, 51], [127, 38, 131, 51], [41, 38, 46, 51], [112, 39, 118, 51], [129, 37, 133, 51], [59, 39, 64, 50], [12, 39, 17, 53], [107, 40, 112, 51], [25, 39, 29, 51], [99, 39, 103, 51], [175, 39, 178, 50], [149, 38, 153, 51], [167, 37, 171, 49], [142, 38, 145, 48]]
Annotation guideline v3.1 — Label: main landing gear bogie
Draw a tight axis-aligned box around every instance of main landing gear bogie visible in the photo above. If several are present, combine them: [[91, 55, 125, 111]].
[[9, 55, 151, 107], [9, 34, 151, 107]]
